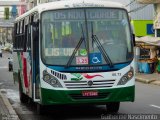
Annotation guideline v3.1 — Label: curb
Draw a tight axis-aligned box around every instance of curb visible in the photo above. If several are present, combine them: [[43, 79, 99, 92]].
[[0, 91, 20, 120], [135, 77, 156, 84], [150, 80, 160, 86], [136, 78, 160, 86]]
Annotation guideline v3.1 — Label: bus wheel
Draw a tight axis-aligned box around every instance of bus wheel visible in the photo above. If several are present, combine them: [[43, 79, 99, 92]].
[[106, 102, 120, 113], [37, 103, 46, 115], [18, 73, 29, 103]]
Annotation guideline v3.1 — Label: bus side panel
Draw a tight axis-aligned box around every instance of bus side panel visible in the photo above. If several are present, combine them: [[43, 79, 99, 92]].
[[25, 51, 33, 98], [14, 51, 33, 98], [21, 51, 33, 98], [13, 52, 20, 83]]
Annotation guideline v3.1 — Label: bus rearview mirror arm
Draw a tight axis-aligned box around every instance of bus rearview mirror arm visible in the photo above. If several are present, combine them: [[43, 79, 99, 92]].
[[132, 34, 136, 46]]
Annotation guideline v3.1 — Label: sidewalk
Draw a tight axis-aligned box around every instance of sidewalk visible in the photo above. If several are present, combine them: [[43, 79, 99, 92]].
[[0, 91, 20, 120], [136, 72, 160, 85]]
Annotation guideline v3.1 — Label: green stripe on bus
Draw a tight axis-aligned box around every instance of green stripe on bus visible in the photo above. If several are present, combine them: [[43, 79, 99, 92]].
[[17, 52, 24, 91], [40, 86, 135, 105]]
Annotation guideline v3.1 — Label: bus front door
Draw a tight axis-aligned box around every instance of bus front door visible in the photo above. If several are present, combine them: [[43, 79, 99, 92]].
[[31, 22, 40, 102]]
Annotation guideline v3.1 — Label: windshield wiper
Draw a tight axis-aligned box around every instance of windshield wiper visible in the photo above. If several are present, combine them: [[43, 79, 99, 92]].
[[91, 22, 113, 68], [65, 24, 87, 68]]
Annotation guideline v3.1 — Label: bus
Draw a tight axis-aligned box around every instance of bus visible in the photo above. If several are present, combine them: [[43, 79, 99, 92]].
[[13, 0, 135, 114]]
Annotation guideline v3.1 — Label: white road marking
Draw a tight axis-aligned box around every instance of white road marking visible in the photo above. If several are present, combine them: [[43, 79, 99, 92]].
[[150, 104, 160, 109], [0, 66, 8, 69]]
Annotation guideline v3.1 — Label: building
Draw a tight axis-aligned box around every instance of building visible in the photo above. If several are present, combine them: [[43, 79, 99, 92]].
[[26, 0, 56, 10], [0, 0, 20, 44], [137, 0, 160, 37], [106, 0, 154, 20], [19, 0, 27, 15], [106, 0, 154, 37]]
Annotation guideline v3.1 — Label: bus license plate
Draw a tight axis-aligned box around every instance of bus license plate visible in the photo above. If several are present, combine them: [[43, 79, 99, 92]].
[[82, 91, 98, 96]]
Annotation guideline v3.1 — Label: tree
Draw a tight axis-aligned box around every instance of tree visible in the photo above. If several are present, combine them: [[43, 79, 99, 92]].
[[4, 7, 9, 20]]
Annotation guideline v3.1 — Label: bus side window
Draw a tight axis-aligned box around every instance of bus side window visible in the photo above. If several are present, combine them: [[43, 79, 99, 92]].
[[13, 23, 17, 50], [24, 25, 28, 51], [16, 22, 20, 50], [26, 24, 31, 50], [22, 19, 27, 51]]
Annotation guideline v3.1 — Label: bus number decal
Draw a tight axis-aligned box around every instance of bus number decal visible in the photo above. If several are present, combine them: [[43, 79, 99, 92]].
[[76, 57, 88, 65], [112, 73, 121, 76]]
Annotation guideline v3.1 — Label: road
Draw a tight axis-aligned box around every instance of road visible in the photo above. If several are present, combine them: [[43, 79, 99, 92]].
[[0, 52, 160, 120]]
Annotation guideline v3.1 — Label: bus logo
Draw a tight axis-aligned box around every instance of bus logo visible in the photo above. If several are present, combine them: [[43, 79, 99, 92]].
[[80, 49, 87, 56], [87, 80, 93, 87], [82, 73, 103, 79]]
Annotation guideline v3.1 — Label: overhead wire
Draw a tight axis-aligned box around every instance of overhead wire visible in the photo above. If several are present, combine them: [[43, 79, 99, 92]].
[[125, 0, 136, 7], [125, 0, 149, 13], [128, 4, 149, 13]]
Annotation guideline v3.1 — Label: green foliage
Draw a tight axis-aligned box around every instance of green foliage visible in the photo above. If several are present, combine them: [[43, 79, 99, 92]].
[[4, 7, 9, 20], [156, 60, 160, 73]]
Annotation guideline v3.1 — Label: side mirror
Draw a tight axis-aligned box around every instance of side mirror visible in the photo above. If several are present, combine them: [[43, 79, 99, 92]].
[[32, 21, 39, 41]]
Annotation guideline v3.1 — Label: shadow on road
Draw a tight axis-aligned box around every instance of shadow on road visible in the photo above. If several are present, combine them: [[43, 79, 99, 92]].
[[18, 103, 109, 120]]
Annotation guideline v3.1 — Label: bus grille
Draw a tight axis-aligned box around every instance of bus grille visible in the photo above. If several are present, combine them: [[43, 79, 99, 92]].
[[64, 80, 115, 89]]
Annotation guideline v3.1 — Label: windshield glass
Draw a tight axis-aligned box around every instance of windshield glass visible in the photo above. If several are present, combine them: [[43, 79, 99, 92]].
[[41, 8, 133, 66]]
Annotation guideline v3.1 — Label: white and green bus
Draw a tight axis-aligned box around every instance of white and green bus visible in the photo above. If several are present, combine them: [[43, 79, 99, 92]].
[[13, 0, 135, 114]]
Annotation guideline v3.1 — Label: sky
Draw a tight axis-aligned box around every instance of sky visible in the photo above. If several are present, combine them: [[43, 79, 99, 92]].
[[0, 0, 19, 2], [0, 0, 132, 17]]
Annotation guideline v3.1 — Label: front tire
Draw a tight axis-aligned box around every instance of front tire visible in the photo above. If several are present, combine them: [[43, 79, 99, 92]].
[[9, 65, 11, 71], [37, 103, 46, 115], [106, 102, 120, 113]]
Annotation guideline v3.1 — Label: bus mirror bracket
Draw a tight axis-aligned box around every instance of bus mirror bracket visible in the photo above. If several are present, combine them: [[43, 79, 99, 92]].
[[32, 21, 39, 41], [132, 34, 136, 46]]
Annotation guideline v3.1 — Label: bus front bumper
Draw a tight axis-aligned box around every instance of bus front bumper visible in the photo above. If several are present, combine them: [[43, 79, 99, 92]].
[[40, 86, 135, 105]]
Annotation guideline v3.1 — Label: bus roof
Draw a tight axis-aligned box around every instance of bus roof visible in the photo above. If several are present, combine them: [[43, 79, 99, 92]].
[[15, 0, 125, 21]]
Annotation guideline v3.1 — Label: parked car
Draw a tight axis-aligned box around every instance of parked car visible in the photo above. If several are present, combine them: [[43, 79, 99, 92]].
[[8, 58, 13, 71], [1, 43, 12, 52]]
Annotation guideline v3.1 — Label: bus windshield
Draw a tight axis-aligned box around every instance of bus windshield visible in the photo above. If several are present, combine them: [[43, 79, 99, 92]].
[[41, 8, 133, 66]]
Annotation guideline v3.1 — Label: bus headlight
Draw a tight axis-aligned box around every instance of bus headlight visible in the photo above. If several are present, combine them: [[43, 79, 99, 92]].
[[117, 67, 134, 85], [43, 74, 51, 81], [43, 70, 62, 88]]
